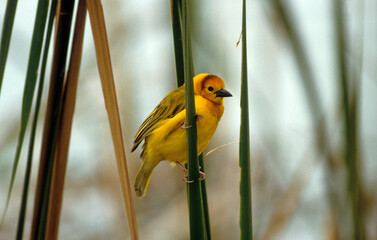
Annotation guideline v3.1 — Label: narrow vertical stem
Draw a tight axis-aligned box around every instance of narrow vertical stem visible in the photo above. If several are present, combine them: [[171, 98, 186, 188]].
[[199, 155, 212, 240], [239, 0, 253, 239]]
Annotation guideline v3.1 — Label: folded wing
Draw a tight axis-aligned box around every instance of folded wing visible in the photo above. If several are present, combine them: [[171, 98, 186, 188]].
[[131, 85, 186, 152]]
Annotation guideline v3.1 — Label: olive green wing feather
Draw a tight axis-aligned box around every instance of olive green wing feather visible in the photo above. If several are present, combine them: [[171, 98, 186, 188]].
[[131, 85, 186, 152]]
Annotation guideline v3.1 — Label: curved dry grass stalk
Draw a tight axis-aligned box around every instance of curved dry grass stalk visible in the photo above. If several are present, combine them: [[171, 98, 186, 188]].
[[205, 141, 238, 157]]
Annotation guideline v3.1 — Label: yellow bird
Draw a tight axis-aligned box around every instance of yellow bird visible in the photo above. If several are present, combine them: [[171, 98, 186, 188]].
[[132, 73, 232, 198]]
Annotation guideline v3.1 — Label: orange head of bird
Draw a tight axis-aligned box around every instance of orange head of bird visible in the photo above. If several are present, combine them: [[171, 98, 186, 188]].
[[194, 73, 232, 105]]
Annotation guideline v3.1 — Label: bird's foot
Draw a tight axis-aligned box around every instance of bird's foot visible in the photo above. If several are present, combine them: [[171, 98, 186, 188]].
[[176, 161, 206, 182], [199, 170, 206, 181], [176, 162, 190, 182], [176, 161, 188, 173], [183, 175, 194, 183]]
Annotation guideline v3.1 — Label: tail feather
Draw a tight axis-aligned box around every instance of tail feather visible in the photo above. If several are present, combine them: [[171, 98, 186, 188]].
[[134, 161, 156, 198]]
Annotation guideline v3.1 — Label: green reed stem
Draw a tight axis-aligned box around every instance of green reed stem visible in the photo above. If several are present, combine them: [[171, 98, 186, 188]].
[[239, 0, 253, 239]]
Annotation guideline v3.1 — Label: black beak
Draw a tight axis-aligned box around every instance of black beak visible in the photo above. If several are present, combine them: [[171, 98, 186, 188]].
[[215, 88, 232, 98]]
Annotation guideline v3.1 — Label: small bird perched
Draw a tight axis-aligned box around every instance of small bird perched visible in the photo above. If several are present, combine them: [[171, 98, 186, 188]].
[[132, 73, 232, 198]]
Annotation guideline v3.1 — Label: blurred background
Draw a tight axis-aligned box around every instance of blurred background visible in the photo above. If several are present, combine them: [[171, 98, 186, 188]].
[[0, 0, 376, 239]]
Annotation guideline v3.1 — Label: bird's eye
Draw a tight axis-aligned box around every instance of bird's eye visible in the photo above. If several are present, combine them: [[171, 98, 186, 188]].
[[208, 86, 214, 91]]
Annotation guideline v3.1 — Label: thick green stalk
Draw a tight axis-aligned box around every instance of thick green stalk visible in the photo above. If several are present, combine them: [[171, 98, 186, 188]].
[[333, 1, 365, 239], [239, 0, 252, 239], [0, 0, 18, 95], [171, 1, 210, 238], [1, 0, 49, 226], [16, 0, 58, 239], [30, 0, 75, 239], [182, 0, 205, 239]]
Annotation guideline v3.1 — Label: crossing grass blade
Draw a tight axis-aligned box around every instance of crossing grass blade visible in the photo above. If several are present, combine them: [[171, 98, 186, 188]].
[[0, 0, 49, 227], [0, 0, 18, 95], [268, 0, 332, 167], [44, 1, 86, 239], [333, 0, 365, 238], [86, 0, 139, 239], [171, 0, 184, 86], [269, 0, 321, 119], [30, 0, 76, 239], [265, 1, 341, 237], [239, 0, 253, 239], [15, 0, 59, 238]]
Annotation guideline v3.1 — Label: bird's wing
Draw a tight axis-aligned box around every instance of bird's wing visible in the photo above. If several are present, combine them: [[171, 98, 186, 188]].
[[131, 85, 186, 152]]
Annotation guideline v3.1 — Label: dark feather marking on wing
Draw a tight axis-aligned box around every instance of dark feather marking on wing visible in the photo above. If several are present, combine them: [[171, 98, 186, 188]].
[[131, 86, 186, 153], [171, 104, 183, 117], [131, 106, 166, 152], [134, 106, 166, 142]]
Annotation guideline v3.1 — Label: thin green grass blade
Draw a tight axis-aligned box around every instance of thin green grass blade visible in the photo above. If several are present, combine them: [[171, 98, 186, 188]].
[[0, 0, 18, 95], [181, 0, 205, 239], [30, 0, 75, 239], [333, 1, 365, 239], [239, 0, 252, 239], [0, 0, 49, 226], [171, 0, 184, 86], [15, 0, 58, 238]]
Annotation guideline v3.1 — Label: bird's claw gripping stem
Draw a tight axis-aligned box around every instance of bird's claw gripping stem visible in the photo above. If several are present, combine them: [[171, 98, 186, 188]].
[[199, 171, 206, 180], [183, 176, 194, 183], [176, 161, 206, 182]]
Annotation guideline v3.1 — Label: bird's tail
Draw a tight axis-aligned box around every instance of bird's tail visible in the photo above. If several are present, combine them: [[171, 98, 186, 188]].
[[134, 160, 156, 198]]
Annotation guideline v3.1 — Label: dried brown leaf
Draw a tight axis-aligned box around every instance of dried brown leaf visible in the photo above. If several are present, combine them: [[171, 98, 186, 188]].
[[86, 0, 138, 239]]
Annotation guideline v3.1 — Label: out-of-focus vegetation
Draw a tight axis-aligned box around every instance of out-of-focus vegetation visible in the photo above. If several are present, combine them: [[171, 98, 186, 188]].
[[0, 0, 376, 239]]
